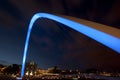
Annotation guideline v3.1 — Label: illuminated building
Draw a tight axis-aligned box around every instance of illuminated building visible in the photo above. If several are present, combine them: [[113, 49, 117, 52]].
[[25, 61, 37, 76]]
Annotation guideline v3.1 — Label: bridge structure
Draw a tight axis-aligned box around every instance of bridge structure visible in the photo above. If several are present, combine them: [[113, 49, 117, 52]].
[[20, 13, 120, 78]]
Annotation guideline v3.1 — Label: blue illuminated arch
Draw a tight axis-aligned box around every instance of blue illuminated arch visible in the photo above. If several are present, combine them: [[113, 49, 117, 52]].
[[21, 13, 120, 78]]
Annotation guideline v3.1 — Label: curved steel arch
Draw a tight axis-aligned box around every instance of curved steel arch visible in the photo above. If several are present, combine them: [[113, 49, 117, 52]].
[[21, 13, 120, 77]]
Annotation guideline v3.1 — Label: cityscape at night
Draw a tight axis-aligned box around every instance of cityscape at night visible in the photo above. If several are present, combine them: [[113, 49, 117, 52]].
[[0, 61, 120, 80], [0, 0, 120, 80]]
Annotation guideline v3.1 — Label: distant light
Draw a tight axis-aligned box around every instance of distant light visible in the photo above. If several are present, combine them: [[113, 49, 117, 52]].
[[21, 13, 120, 78], [30, 72, 33, 76], [16, 77, 22, 80], [25, 71, 29, 76]]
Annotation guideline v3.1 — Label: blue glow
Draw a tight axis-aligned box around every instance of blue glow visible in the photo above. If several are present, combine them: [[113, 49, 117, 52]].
[[21, 13, 120, 78]]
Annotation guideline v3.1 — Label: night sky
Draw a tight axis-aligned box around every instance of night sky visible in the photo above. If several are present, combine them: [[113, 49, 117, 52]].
[[0, 0, 120, 71]]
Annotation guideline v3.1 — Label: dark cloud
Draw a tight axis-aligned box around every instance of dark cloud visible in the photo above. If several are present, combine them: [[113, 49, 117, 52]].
[[0, 0, 120, 28], [0, 0, 23, 21]]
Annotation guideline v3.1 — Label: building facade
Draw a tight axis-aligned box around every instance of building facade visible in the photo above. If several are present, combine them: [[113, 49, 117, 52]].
[[25, 61, 37, 76]]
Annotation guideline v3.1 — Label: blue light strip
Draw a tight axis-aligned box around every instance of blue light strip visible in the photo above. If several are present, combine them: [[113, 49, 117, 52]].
[[21, 13, 120, 78]]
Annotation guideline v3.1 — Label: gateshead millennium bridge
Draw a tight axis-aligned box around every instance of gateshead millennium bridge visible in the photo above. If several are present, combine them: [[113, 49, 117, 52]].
[[20, 13, 120, 78]]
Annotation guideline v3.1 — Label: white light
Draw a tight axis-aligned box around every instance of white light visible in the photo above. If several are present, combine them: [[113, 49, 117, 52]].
[[25, 72, 28, 76], [30, 72, 33, 76]]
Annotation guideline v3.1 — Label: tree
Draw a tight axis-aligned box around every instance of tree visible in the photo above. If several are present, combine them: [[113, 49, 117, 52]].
[[3, 64, 20, 75], [48, 66, 61, 73], [85, 68, 98, 73], [0, 64, 4, 68]]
